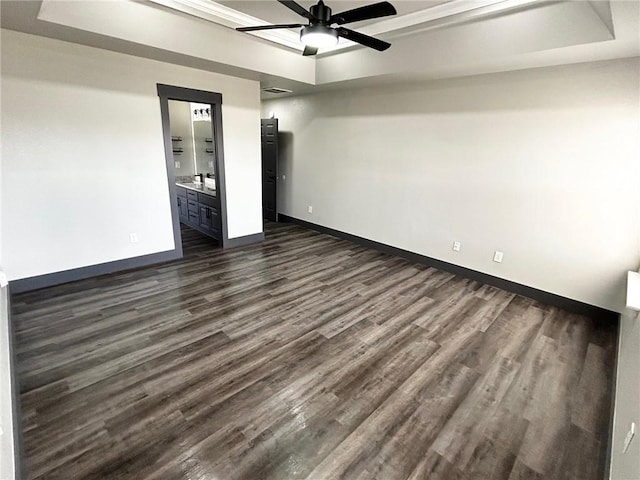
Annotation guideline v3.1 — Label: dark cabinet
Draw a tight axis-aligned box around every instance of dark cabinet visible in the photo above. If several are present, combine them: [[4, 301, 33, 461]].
[[199, 206, 211, 230], [176, 186, 188, 222], [177, 196, 188, 220], [176, 184, 220, 240], [186, 190, 198, 202], [198, 205, 219, 235], [210, 207, 219, 235], [187, 199, 198, 212]]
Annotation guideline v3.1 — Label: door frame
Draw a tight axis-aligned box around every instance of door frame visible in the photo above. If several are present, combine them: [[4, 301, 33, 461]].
[[157, 84, 229, 251]]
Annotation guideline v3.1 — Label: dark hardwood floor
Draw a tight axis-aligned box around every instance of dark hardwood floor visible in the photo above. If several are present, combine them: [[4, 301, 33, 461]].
[[11, 222, 617, 480]]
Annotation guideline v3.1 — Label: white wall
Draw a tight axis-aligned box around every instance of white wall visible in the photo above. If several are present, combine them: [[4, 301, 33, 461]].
[[263, 58, 640, 313], [315, 0, 615, 85], [36, 0, 315, 85], [222, 99, 263, 240], [1, 29, 262, 281]]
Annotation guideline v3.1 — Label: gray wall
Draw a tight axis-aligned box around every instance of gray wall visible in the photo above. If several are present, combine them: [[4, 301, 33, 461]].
[[1, 28, 262, 283], [0, 34, 13, 476], [193, 119, 216, 177], [610, 307, 640, 479], [263, 58, 640, 313], [168, 100, 196, 178], [0, 286, 16, 480], [264, 57, 640, 480], [168, 103, 217, 180]]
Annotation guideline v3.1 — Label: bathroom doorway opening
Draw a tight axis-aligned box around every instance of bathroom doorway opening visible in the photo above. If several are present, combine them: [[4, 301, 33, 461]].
[[157, 84, 229, 255]]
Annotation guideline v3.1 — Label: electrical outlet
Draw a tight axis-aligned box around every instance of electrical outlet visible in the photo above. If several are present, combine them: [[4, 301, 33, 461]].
[[129, 233, 139, 244], [174, 161, 180, 169], [282, 174, 286, 181], [623, 422, 636, 453], [493, 251, 504, 263], [308, 205, 313, 214], [453, 241, 461, 252], [208, 161, 214, 168]]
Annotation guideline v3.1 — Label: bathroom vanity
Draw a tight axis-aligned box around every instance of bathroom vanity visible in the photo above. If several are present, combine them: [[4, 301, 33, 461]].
[[169, 99, 221, 242], [176, 182, 220, 240]]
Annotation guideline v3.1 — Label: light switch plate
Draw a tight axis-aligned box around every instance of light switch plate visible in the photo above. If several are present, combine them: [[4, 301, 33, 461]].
[[626, 271, 640, 311], [493, 251, 504, 263]]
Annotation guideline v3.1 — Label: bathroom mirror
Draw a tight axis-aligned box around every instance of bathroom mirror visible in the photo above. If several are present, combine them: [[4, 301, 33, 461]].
[[167, 100, 216, 180]]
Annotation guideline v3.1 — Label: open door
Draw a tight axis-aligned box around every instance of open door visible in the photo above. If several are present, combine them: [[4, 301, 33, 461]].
[[261, 118, 278, 222]]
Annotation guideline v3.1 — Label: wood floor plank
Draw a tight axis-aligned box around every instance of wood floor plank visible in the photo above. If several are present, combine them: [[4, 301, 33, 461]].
[[406, 448, 470, 480], [431, 355, 520, 469], [11, 222, 617, 480], [571, 343, 613, 438]]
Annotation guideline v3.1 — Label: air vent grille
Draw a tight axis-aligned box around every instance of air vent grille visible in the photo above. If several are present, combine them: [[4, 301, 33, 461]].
[[262, 87, 293, 94]]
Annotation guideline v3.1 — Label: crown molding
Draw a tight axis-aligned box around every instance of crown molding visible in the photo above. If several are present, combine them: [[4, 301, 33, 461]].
[[322, 0, 542, 54], [149, 0, 304, 50], [148, 0, 544, 55], [356, 0, 537, 36]]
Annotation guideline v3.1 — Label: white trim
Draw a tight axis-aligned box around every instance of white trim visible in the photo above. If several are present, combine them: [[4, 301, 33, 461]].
[[627, 271, 640, 311], [148, 0, 542, 55], [323, 0, 541, 54], [352, 0, 535, 36], [149, 0, 303, 50]]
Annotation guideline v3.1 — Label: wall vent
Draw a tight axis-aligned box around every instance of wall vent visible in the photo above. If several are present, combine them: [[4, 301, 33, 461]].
[[262, 87, 293, 94]]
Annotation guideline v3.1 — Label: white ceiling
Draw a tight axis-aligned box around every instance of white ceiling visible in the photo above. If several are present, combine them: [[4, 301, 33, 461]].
[[148, 0, 549, 54], [1, 0, 638, 99], [217, 0, 451, 27]]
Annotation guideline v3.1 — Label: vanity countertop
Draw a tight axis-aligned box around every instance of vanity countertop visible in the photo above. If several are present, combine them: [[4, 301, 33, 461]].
[[176, 182, 217, 197]]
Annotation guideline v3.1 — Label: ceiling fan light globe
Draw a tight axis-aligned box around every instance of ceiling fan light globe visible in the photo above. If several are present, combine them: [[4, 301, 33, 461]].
[[300, 25, 338, 48]]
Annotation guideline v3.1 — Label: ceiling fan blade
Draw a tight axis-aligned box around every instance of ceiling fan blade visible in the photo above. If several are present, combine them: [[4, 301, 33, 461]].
[[330, 1, 396, 25], [236, 23, 304, 32], [336, 27, 391, 51], [302, 46, 318, 56], [277, 0, 313, 19]]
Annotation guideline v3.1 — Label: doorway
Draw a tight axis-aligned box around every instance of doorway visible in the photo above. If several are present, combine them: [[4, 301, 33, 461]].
[[157, 84, 229, 254], [261, 118, 278, 222]]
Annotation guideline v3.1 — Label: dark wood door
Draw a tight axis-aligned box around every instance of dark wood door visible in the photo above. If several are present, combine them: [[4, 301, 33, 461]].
[[261, 118, 278, 222]]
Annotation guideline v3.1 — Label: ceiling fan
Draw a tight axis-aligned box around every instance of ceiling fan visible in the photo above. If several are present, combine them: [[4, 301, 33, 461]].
[[236, 0, 397, 56]]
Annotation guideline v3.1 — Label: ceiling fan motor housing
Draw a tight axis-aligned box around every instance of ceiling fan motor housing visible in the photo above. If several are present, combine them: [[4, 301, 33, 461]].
[[310, 0, 332, 24]]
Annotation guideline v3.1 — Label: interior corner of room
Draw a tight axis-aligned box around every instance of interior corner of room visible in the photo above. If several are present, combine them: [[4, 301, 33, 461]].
[[1, 0, 639, 478]]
